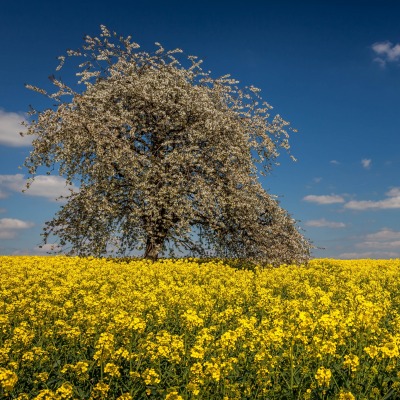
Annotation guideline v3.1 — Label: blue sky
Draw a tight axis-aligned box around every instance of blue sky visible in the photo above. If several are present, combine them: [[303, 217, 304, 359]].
[[1, 0, 400, 258]]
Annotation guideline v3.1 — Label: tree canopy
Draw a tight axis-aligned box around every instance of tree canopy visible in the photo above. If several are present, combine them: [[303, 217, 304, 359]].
[[23, 26, 311, 264]]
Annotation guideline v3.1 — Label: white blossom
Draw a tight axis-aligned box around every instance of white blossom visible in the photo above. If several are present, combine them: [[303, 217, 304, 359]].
[[23, 26, 311, 264]]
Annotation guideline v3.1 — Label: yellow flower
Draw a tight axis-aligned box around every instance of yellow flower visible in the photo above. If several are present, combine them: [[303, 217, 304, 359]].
[[303, 388, 312, 400], [12, 323, 35, 347], [33, 389, 58, 399], [186, 382, 200, 396], [364, 345, 379, 358], [8, 362, 19, 370], [203, 361, 221, 382], [314, 366, 332, 387], [104, 362, 121, 378], [381, 342, 399, 358], [343, 354, 359, 372], [182, 309, 204, 329], [91, 381, 110, 399], [56, 382, 74, 399], [93, 332, 115, 363], [130, 317, 146, 332], [219, 330, 239, 351], [190, 344, 205, 359], [338, 391, 355, 400], [61, 361, 89, 381], [165, 391, 184, 400], [22, 351, 35, 363], [3, 256, 400, 399], [0, 347, 10, 364], [371, 387, 380, 395], [113, 347, 131, 361], [129, 371, 141, 380], [15, 394, 29, 400], [34, 372, 49, 384], [142, 368, 161, 385], [116, 394, 133, 400], [75, 361, 89, 376], [318, 340, 337, 357], [190, 362, 203, 376], [0, 367, 18, 392]]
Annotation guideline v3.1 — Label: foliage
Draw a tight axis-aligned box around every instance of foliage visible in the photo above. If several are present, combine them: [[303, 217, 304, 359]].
[[2, 256, 400, 399], [23, 25, 310, 263]]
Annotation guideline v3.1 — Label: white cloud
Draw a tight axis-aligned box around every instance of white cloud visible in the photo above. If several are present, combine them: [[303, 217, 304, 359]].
[[0, 231, 17, 239], [0, 218, 34, 229], [0, 174, 25, 195], [330, 160, 340, 165], [34, 243, 62, 253], [386, 187, 400, 197], [357, 228, 400, 250], [340, 228, 400, 258], [0, 245, 61, 255], [305, 218, 346, 228], [345, 187, 400, 210], [0, 109, 31, 147], [365, 228, 400, 241], [338, 251, 400, 259], [24, 176, 78, 200], [372, 41, 400, 67], [0, 189, 8, 199], [0, 174, 78, 201], [0, 218, 34, 240], [373, 58, 386, 68], [303, 194, 345, 205], [361, 158, 371, 169], [358, 240, 400, 250]]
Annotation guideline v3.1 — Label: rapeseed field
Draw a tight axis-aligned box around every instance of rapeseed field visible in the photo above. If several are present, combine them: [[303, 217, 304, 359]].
[[1, 256, 400, 399]]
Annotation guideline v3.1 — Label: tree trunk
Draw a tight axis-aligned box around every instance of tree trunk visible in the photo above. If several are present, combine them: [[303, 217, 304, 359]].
[[144, 238, 161, 260], [144, 232, 167, 261], [143, 204, 170, 261]]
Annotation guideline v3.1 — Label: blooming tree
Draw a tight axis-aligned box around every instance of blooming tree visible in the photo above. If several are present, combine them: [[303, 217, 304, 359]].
[[23, 26, 311, 264]]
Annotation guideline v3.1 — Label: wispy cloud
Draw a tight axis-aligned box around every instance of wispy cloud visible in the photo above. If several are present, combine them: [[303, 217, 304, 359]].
[[330, 160, 340, 165], [0, 174, 78, 201], [303, 194, 345, 205], [305, 218, 346, 228], [339, 251, 400, 259], [365, 229, 400, 241], [358, 241, 400, 250], [34, 243, 62, 253], [345, 187, 400, 210], [361, 158, 371, 169], [0, 189, 8, 199], [372, 41, 400, 67], [339, 228, 400, 258], [357, 228, 400, 250], [0, 109, 31, 147], [0, 218, 34, 239]]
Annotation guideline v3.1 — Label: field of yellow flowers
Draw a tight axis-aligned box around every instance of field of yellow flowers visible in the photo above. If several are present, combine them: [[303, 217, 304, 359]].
[[1, 256, 400, 399]]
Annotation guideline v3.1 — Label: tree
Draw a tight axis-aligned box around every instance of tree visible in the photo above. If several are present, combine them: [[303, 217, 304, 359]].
[[23, 25, 311, 264]]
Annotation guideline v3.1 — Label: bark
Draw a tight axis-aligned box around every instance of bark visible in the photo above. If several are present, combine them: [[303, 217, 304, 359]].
[[143, 206, 170, 261], [144, 234, 165, 261]]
